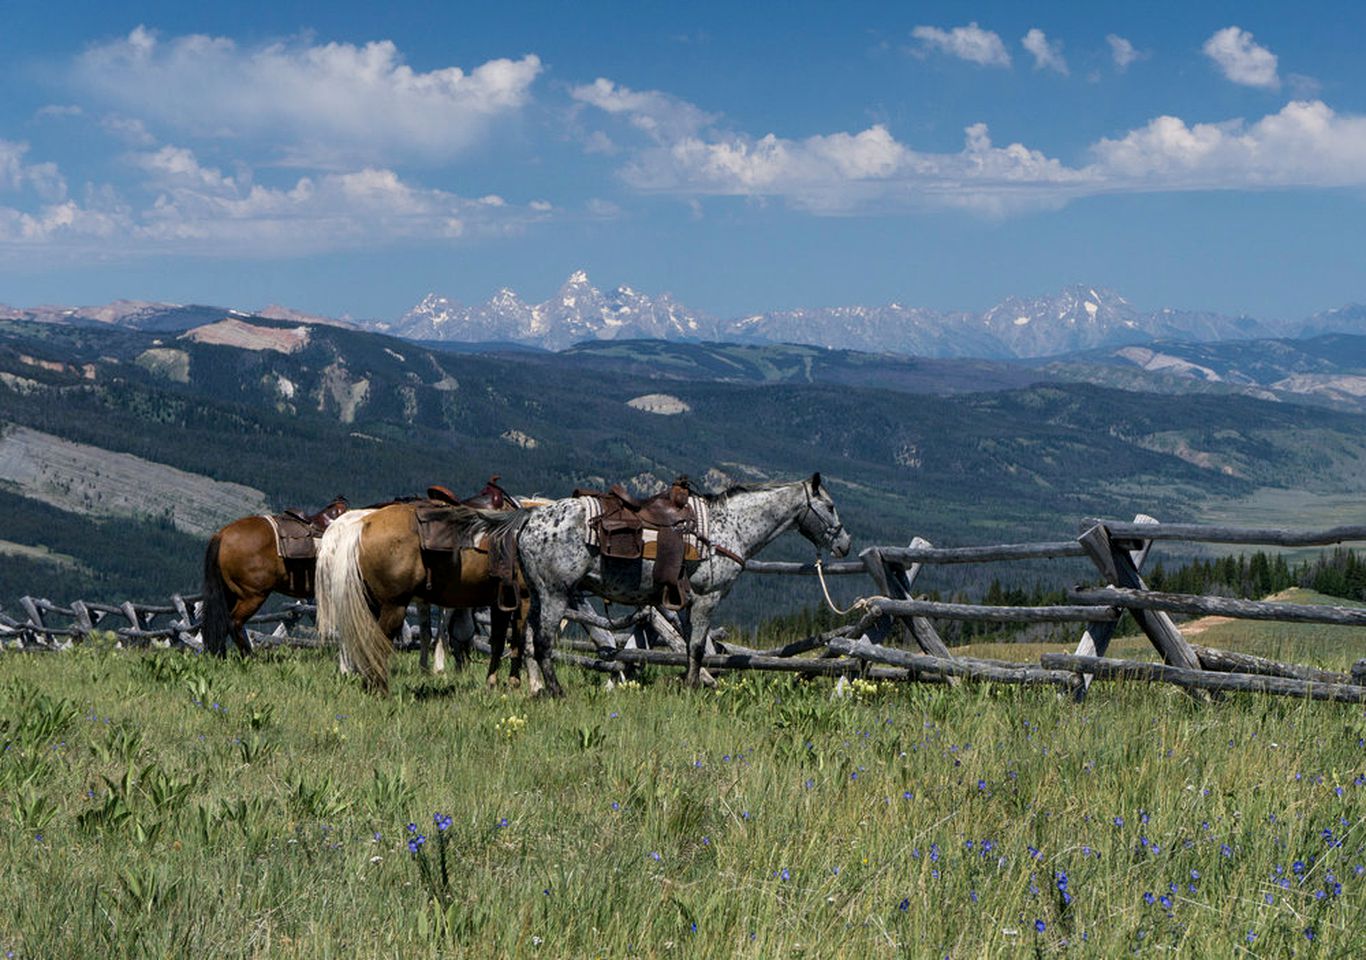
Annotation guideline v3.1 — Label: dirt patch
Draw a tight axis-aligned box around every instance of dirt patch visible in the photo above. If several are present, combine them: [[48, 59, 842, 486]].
[[1179, 589, 1301, 639], [180, 318, 309, 354]]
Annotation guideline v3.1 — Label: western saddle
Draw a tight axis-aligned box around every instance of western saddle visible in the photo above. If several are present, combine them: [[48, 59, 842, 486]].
[[413, 477, 522, 610], [272, 495, 350, 561], [574, 476, 699, 610]]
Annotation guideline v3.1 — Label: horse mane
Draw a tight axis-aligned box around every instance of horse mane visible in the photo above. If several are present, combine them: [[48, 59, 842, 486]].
[[702, 478, 801, 504]]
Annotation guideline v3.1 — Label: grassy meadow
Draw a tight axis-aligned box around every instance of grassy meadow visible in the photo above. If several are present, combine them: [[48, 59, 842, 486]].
[[2, 617, 1366, 958]]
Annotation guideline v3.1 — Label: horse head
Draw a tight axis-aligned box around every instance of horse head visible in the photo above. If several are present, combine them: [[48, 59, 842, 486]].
[[795, 472, 851, 557]]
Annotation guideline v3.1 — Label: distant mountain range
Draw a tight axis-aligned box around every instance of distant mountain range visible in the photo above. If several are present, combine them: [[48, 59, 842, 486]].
[[378, 273, 1366, 359], [6, 275, 1366, 360]]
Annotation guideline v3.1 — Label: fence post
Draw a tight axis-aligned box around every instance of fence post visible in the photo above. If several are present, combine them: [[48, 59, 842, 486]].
[[860, 540, 954, 659], [1077, 517, 1203, 680], [1072, 514, 1158, 700], [19, 596, 47, 647], [170, 594, 197, 648]]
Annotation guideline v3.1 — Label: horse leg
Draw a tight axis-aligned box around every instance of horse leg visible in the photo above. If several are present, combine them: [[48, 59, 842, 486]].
[[684, 595, 722, 689], [508, 619, 527, 690], [417, 601, 433, 673], [485, 607, 506, 688], [526, 591, 567, 699], [445, 608, 471, 671], [487, 607, 521, 689], [229, 594, 268, 657]]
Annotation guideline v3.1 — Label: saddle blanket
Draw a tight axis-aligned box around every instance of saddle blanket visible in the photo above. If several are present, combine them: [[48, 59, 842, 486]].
[[578, 495, 711, 560]]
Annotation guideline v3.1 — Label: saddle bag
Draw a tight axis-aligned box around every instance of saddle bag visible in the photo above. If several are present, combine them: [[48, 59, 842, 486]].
[[414, 502, 465, 553], [266, 513, 322, 561], [597, 516, 645, 560]]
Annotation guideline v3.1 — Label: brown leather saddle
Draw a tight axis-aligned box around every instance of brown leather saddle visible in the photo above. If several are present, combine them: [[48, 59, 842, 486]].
[[413, 477, 521, 610], [574, 477, 697, 610], [272, 496, 349, 560]]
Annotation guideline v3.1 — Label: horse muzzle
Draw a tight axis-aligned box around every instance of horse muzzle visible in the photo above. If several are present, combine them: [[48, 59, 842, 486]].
[[830, 530, 852, 558]]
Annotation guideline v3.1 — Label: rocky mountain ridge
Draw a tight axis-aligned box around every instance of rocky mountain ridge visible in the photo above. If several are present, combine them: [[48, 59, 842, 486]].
[[7, 275, 1366, 360]]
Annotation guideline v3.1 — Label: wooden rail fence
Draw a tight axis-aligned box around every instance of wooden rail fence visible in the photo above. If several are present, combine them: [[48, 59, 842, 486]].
[[4, 514, 1366, 704]]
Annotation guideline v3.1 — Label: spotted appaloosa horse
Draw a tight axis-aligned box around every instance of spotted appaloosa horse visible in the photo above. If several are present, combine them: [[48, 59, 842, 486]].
[[512, 474, 851, 697]]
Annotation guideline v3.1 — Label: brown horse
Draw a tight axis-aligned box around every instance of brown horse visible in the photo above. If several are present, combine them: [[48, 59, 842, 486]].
[[200, 497, 350, 657], [315, 500, 529, 694]]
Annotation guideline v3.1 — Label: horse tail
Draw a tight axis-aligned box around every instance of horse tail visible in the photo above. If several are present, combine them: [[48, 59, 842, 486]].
[[316, 511, 391, 694], [200, 535, 234, 657]]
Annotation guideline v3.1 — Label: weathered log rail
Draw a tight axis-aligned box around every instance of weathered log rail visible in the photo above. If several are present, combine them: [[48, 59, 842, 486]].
[[5, 514, 1366, 704]]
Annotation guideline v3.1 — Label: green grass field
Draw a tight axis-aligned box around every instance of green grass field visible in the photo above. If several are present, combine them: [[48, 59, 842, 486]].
[[2, 623, 1365, 958]]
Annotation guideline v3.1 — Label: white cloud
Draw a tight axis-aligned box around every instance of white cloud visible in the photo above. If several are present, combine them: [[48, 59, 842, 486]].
[[614, 120, 1086, 215], [0, 142, 549, 254], [0, 140, 67, 202], [1090, 99, 1366, 189], [1203, 26, 1279, 89], [74, 26, 543, 165], [1022, 29, 1068, 75], [570, 78, 715, 143], [577, 76, 1366, 216], [910, 23, 1011, 68], [100, 115, 158, 147], [1105, 34, 1143, 72]]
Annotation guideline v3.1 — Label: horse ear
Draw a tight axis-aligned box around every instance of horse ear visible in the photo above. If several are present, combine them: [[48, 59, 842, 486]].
[[810, 472, 822, 493]]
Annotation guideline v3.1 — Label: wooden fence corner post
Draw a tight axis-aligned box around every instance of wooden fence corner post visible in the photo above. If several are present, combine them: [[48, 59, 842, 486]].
[[1076, 515, 1204, 694], [1072, 515, 1157, 701]]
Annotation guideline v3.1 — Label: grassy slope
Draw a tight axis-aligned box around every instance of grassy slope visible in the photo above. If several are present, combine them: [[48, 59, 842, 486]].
[[1, 642, 1364, 958]]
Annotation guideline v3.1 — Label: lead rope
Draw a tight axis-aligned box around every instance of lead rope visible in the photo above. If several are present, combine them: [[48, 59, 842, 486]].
[[815, 556, 865, 617]]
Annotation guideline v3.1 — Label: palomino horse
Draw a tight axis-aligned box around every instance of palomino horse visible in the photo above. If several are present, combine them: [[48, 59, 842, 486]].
[[512, 474, 851, 697], [315, 501, 528, 694], [200, 497, 349, 656]]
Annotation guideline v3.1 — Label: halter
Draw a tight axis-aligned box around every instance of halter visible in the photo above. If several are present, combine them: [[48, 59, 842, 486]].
[[798, 480, 845, 551]]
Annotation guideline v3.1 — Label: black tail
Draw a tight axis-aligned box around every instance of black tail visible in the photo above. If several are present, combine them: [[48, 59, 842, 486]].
[[201, 536, 234, 657]]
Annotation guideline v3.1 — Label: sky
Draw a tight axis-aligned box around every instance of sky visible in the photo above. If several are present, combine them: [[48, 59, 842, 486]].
[[2, 1, 1365, 323]]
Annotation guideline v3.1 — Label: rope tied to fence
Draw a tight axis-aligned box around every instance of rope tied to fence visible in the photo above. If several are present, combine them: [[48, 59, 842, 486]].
[[814, 557, 870, 617]]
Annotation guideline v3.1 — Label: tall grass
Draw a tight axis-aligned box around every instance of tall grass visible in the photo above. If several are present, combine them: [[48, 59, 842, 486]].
[[1, 640, 1364, 957]]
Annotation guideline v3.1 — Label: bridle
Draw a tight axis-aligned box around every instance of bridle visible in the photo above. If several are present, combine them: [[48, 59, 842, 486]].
[[798, 481, 845, 551]]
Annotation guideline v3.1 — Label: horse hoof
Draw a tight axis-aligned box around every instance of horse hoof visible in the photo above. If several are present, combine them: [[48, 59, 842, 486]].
[[485, 675, 499, 689], [508, 677, 521, 690]]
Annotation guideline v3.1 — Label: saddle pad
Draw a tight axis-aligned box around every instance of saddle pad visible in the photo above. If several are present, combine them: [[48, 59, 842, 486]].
[[261, 513, 320, 561], [578, 495, 710, 559]]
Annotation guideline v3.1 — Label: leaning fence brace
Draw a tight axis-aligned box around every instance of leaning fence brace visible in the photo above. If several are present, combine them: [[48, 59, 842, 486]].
[[4, 513, 1366, 703]]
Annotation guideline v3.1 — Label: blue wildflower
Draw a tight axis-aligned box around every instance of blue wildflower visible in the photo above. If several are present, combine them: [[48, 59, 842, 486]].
[[1034, 919, 1046, 934]]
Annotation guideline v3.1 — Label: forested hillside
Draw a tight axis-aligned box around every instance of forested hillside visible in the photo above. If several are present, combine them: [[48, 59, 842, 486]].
[[3, 317, 1365, 622]]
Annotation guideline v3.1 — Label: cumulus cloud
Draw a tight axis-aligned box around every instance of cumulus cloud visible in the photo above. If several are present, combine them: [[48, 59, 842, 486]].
[[577, 76, 1366, 216], [0, 141, 549, 254], [1022, 29, 1068, 75], [608, 119, 1086, 215], [74, 26, 542, 165], [1203, 26, 1279, 89], [1106, 34, 1144, 72], [1091, 99, 1366, 188], [910, 23, 1011, 68]]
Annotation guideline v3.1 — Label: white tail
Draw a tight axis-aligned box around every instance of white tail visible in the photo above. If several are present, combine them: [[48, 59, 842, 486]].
[[315, 510, 392, 692]]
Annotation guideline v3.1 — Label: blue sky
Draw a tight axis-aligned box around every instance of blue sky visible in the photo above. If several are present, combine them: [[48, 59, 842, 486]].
[[2, 1, 1365, 322]]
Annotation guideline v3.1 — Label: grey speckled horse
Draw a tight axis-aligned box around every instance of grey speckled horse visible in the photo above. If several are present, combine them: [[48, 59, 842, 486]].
[[514, 474, 852, 697]]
